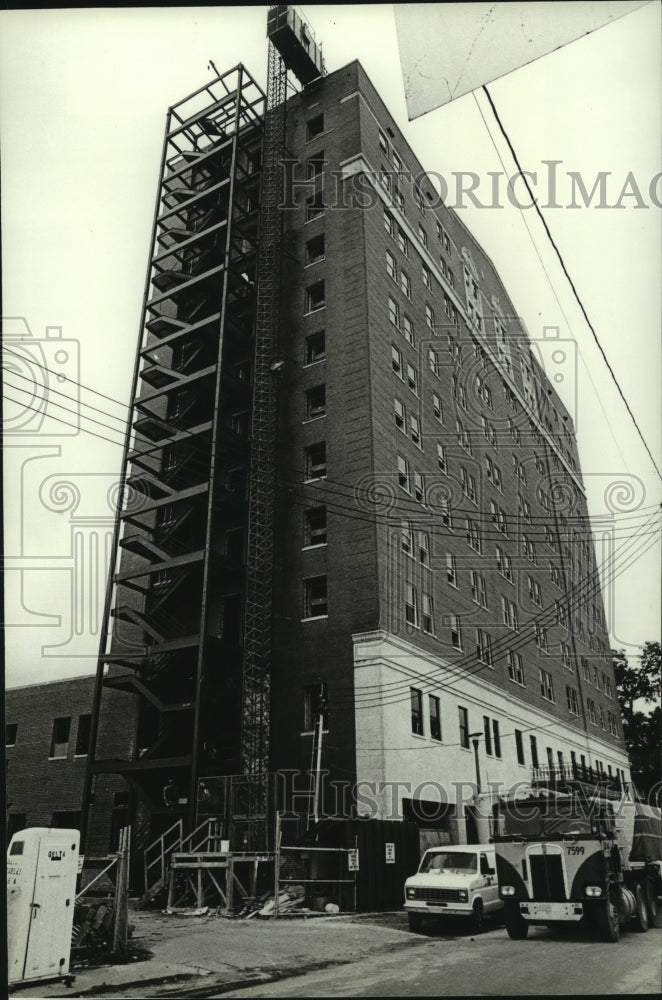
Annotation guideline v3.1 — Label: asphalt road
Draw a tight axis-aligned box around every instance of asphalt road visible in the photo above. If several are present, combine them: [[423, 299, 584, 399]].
[[231, 922, 662, 997]]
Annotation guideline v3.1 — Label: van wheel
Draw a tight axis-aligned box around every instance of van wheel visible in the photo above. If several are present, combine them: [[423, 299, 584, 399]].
[[633, 883, 649, 933], [469, 900, 484, 935], [408, 912, 423, 933], [594, 898, 620, 942], [645, 883, 659, 928], [504, 901, 528, 940]]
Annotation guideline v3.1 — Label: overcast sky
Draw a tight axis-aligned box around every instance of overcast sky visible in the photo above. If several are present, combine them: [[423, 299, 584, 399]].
[[2, 3, 660, 688]]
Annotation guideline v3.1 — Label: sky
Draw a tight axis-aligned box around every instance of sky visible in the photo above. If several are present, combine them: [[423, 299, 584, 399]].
[[2, 3, 661, 688]]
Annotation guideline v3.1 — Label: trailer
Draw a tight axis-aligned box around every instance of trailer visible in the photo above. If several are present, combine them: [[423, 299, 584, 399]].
[[493, 777, 662, 942]]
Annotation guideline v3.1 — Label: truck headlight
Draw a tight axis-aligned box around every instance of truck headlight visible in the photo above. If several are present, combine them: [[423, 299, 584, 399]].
[[500, 885, 516, 897], [584, 885, 603, 897], [406, 888, 416, 899], [458, 890, 468, 902]]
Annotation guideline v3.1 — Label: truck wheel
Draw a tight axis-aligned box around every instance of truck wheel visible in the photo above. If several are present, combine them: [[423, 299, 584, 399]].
[[408, 912, 423, 933], [633, 883, 649, 933], [504, 902, 528, 940], [469, 900, 484, 935], [594, 898, 620, 943], [645, 883, 659, 928]]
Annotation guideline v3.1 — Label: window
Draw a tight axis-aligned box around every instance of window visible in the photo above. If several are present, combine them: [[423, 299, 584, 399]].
[[432, 393, 443, 423], [507, 651, 525, 686], [305, 280, 325, 313], [495, 545, 513, 582], [401, 521, 413, 557], [557, 750, 564, 770], [586, 698, 597, 726], [539, 667, 554, 702], [599, 706, 606, 730], [483, 716, 493, 756], [490, 500, 507, 536], [379, 129, 388, 154], [422, 263, 432, 289], [566, 685, 579, 716], [425, 303, 435, 332], [446, 552, 457, 586], [405, 583, 419, 628], [535, 622, 549, 653], [530, 734, 539, 769], [486, 456, 502, 490], [389, 296, 400, 328], [458, 706, 469, 749], [461, 467, 477, 502], [304, 575, 328, 618], [508, 729, 522, 767], [523, 533, 536, 563], [509, 418, 520, 444], [386, 249, 397, 281], [406, 362, 418, 395], [397, 454, 410, 492], [305, 233, 325, 265], [306, 194, 324, 221], [561, 642, 571, 669], [397, 227, 409, 257], [305, 330, 325, 365], [418, 531, 430, 565], [582, 656, 591, 682], [450, 613, 462, 649], [470, 571, 487, 608], [231, 411, 249, 438], [493, 720, 501, 758], [422, 592, 434, 634], [400, 270, 412, 299], [476, 629, 493, 666], [303, 682, 329, 732], [547, 746, 554, 769], [410, 414, 420, 446], [395, 189, 405, 213], [429, 695, 442, 741], [394, 397, 405, 431], [391, 344, 403, 379], [413, 472, 424, 503], [306, 113, 324, 140], [402, 314, 414, 346], [384, 208, 395, 237], [456, 418, 472, 454], [5, 723, 17, 747], [305, 385, 326, 420], [411, 687, 424, 735], [501, 596, 519, 631], [304, 506, 327, 547], [305, 442, 327, 481], [437, 442, 447, 472], [528, 575, 543, 608], [428, 348, 439, 376], [465, 518, 481, 554], [75, 714, 92, 757], [418, 223, 428, 248], [49, 717, 71, 759], [392, 148, 402, 173]]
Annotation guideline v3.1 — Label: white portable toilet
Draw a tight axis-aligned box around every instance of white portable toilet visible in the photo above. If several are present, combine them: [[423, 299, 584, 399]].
[[7, 827, 79, 986]]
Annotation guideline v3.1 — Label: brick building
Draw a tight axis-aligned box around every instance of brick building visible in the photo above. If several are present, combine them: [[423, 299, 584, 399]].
[[84, 37, 630, 866]]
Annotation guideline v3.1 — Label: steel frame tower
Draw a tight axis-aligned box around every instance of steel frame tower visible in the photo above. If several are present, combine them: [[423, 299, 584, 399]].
[[83, 65, 266, 856]]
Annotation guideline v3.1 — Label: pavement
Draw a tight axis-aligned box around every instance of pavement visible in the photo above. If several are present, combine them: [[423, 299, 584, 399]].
[[11, 908, 424, 999]]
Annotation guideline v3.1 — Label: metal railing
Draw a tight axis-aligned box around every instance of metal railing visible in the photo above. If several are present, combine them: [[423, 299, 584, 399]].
[[143, 818, 183, 896], [532, 763, 624, 794]]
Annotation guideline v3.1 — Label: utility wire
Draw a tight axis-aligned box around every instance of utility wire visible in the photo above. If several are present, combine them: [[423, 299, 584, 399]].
[[481, 83, 662, 483]]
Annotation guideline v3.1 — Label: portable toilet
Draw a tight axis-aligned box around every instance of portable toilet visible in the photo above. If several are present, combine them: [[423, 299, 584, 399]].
[[7, 827, 79, 986]]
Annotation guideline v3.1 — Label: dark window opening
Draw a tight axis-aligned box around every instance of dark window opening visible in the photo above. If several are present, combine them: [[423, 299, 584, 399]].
[[75, 714, 92, 757], [49, 717, 71, 759]]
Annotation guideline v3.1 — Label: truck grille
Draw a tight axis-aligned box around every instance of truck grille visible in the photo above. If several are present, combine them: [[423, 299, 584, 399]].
[[410, 887, 462, 903], [529, 854, 565, 901]]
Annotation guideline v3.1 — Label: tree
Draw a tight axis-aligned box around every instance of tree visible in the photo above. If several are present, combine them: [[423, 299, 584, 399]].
[[612, 642, 661, 801]]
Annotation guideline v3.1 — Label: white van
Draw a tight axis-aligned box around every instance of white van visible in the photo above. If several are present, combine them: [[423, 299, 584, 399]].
[[404, 843, 502, 933]]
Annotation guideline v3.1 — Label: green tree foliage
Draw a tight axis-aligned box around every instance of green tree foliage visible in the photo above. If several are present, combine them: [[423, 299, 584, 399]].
[[612, 641, 661, 802]]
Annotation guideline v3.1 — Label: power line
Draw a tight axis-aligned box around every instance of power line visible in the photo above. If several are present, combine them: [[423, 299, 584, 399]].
[[481, 83, 662, 483]]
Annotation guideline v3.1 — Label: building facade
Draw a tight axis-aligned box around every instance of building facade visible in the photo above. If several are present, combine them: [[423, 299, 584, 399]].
[[85, 47, 630, 861]]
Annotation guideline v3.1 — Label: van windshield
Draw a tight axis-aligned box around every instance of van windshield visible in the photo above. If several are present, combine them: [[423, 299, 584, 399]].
[[419, 851, 477, 874]]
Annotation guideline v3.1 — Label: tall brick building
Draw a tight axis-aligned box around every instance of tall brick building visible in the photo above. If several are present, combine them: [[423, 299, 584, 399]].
[[84, 32, 629, 863]]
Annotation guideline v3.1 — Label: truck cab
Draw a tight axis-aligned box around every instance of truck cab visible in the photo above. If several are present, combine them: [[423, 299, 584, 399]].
[[404, 843, 501, 934]]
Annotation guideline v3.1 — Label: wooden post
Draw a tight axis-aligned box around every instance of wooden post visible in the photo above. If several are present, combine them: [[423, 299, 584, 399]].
[[273, 811, 281, 917], [226, 856, 234, 915], [112, 827, 129, 954]]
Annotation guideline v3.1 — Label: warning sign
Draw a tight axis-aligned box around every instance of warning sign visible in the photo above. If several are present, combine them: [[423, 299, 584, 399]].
[[347, 849, 359, 872], [385, 843, 395, 864]]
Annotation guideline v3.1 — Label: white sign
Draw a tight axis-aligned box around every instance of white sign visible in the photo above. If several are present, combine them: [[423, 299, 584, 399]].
[[385, 842, 395, 864], [347, 849, 359, 872], [77, 855, 85, 874]]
